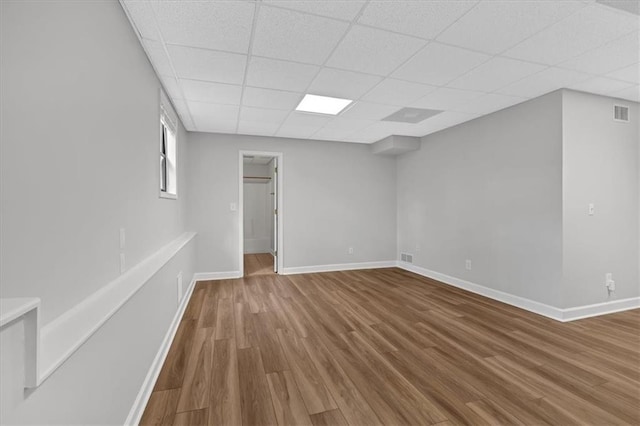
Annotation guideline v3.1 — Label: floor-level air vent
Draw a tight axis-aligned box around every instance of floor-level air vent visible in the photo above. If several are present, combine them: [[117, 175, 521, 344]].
[[614, 105, 629, 122], [400, 253, 413, 263]]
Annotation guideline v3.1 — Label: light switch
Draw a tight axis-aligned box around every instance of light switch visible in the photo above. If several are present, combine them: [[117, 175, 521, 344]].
[[588, 203, 595, 216], [230, 202, 237, 211]]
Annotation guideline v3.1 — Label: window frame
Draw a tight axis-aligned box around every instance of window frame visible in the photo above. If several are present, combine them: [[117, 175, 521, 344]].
[[159, 91, 178, 200]]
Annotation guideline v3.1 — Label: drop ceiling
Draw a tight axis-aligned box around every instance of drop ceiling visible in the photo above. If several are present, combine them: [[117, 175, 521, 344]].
[[121, 0, 639, 144]]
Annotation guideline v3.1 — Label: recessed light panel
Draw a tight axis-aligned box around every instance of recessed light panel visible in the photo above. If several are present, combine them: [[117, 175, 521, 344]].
[[295, 94, 353, 115]]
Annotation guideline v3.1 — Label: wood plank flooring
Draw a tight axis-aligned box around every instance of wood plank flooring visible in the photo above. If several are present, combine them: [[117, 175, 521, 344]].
[[141, 268, 640, 425], [244, 253, 275, 277]]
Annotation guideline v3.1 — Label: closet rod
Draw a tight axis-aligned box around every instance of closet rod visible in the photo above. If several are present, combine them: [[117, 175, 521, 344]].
[[243, 176, 271, 179]]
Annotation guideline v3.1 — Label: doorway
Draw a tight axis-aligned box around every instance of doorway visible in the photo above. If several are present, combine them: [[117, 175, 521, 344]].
[[239, 151, 283, 276]]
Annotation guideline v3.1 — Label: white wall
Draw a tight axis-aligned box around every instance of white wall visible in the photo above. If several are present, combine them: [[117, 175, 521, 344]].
[[562, 90, 639, 308], [397, 91, 564, 306], [187, 133, 397, 273], [0, 0, 194, 423], [243, 164, 273, 253]]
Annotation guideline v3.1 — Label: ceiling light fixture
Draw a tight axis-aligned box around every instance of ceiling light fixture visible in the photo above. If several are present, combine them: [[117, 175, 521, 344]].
[[295, 94, 353, 115]]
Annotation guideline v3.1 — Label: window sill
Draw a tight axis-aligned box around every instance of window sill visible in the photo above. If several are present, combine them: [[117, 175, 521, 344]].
[[159, 191, 178, 200]]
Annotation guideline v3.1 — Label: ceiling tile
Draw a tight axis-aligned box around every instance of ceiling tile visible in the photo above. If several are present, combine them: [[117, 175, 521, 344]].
[[339, 101, 401, 120], [569, 76, 635, 97], [242, 87, 303, 110], [238, 120, 281, 136], [239, 106, 290, 123], [358, 1, 477, 40], [312, 117, 375, 140], [607, 63, 640, 84], [438, 1, 585, 55], [611, 85, 640, 102], [451, 93, 527, 114], [326, 25, 427, 76], [263, 0, 365, 22], [448, 57, 546, 92], [277, 112, 332, 139], [308, 68, 382, 100], [559, 32, 639, 75], [275, 125, 322, 139], [122, 1, 161, 41], [160, 75, 182, 100], [189, 102, 239, 133], [504, 5, 639, 65], [246, 57, 319, 92], [281, 112, 331, 128], [392, 42, 490, 86], [417, 111, 481, 137], [361, 79, 436, 106], [154, 1, 255, 53], [168, 45, 247, 85], [180, 79, 242, 105], [172, 99, 196, 131], [142, 40, 174, 77], [410, 87, 484, 110], [353, 121, 418, 141], [253, 6, 349, 65], [497, 67, 592, 98], [348, 122, 394, 143]]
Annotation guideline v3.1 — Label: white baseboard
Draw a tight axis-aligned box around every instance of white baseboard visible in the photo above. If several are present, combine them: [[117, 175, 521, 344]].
[[562, 297, 640, 321], [125, 275, 197, 426], [281, 261, 396, 275], [396, 262, 564, 321], [193, 271, 242, 281], [396, 262, 640, 322]]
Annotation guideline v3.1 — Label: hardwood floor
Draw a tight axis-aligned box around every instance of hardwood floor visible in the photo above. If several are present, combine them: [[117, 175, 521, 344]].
[[244, 253, 275, 277], [141, 268, 640, 425]]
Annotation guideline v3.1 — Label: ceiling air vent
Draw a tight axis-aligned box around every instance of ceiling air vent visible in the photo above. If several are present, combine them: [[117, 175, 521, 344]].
[[614, 105, 629, 122]]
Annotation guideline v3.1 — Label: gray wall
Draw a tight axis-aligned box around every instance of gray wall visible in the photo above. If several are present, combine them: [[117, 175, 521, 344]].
[[187, 133, 397, 273], [397, 91, 564, 306], [1, 0, 189, 324], [1, 0, 194, 423], [562, 90, 639, 308]]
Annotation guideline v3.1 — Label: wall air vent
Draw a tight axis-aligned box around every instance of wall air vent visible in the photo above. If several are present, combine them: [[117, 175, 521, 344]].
[[400, 253, 413, 263], [614, 105, 629, 122]]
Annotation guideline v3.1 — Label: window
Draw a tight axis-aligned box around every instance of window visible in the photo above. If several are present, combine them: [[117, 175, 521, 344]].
[[160, 92, 177, 199]]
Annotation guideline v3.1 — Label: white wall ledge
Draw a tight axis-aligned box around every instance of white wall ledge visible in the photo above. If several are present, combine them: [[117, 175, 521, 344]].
[[1, 232, 196, 389], [0, 298, 40, 328], [0, 298, 40, 387]]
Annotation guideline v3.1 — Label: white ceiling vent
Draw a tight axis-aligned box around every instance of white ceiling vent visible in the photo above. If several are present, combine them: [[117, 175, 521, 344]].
[[614, 105, 629, 122]]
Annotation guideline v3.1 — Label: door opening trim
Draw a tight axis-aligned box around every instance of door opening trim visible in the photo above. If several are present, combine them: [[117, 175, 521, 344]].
[[239, 150, 284, 276]]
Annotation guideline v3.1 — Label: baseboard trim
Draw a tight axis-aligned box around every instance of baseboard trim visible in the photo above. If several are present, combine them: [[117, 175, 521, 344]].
[[281, 261, 397, 275], [193, 271, 242, 281], [561, 297, 640, 321], [396, 262, 639, 322], [124, 275, 197, 426], [395, 262, 566, 320]]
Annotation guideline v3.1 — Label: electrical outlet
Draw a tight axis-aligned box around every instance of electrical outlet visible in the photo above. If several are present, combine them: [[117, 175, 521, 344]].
[[348, 247, 354, 255], [415, 244, 421, 252], [605, 273, 615, 293], [465, 259, 472, 270]]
